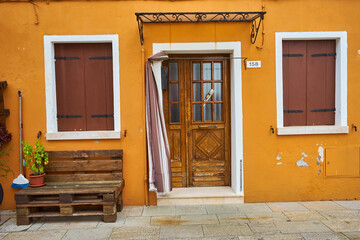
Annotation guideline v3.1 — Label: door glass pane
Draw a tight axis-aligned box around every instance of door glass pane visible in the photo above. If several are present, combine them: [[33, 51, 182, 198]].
[[170, 104, 179, 123], [203, 63, 212, 80], [193, 83, 201, 101], [193, 104, 201, 121], [215, 103, 222, 121], [169, 62, 178, 81], [170, 83, 179, 102], [214, 62, 221, 80], [203, 82, 212, 101], [214, 83, 222, 101], [204, 103, 212, 121], [193, 63, 200, 81]]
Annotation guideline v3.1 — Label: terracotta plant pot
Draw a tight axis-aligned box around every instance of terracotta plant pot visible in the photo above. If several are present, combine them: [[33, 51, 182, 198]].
[[29, 173, 46, 187]]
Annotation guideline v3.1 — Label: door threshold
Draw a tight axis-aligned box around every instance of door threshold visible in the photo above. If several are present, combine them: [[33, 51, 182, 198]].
[[157, 187, 244, 205]]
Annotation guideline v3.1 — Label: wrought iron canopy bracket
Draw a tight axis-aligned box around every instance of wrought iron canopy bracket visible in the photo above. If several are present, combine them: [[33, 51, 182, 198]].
[[135, 12, 266, 46]]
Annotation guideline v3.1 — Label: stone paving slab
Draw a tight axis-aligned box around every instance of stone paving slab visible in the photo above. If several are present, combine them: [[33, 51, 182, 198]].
[[301, 232, 349, 240], [151, 214, 219, 226], [181, 214, 219, 225], [2, 230, 67, 240], [160, 225, 203, 238], [247, 222, 280, 235], [319, 210, 360, 220], [343, 231, 360, 239], [0, 233, 8, 240], [276, 221, 332, 233], [123, 216, 151, 227], [236, 203, 273, 213], [335, 201, 360, 210], [118, 206, 144, 217], [217, 213, 249, 224], [245, 211, 289, 223], [151, 215, 181, 226], [267, 202, 309, 212], [0, 210, 15, 218], [0, 218, 32, 233], [142, 205, 176, 216], [192, 237, 239, 240], [238, 234, 304, 240], [2, 202, 360, 239], [175, 205, 207, 215], [203, 224, 253, 237], [206, 204, 239, 214], [27, 218, 45, 231], [110, 227, 160, 239], [0, 216, 9, 227], [38, 216, 99, 231], [96, 216, 125, 228], [284, 211, 326, 221], [300, 201, 346, 211], [322, 219, 360, 232], [62, 228, 113, 240]]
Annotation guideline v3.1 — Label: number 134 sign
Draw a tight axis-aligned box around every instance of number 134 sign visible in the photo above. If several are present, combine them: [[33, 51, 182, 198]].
[[246, 61, 261, 69]]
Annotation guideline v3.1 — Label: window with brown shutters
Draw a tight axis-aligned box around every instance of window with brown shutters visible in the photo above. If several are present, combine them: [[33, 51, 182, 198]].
[[283, 40, 336, 126], [55, 43, 114, 131]]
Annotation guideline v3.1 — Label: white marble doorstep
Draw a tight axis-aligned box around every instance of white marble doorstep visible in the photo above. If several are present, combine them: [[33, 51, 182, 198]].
[[158, 186, 242, 199]]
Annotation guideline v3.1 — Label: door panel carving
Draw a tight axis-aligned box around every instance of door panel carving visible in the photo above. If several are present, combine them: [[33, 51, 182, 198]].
[[163, 55, 230, 187]]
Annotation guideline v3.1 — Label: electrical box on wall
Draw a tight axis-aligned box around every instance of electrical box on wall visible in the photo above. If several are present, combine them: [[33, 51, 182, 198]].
[[325, 146, 360, 177]]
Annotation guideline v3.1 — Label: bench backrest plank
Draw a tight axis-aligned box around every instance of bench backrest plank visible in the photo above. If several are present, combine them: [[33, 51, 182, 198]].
[[45, 150, 123, 182], [48, 150, 122, 159], [46, 160, 122, 172]]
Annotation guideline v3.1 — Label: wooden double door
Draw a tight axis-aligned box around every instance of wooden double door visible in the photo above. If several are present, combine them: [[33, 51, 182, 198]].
[[163, 54, 231, 187]]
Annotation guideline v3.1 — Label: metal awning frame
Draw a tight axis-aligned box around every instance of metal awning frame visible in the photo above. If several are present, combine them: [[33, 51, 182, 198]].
[[135, 11, 266, 45]]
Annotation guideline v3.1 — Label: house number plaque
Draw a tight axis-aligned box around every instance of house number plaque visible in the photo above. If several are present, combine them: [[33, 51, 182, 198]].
[[246, 61, 261, 68]]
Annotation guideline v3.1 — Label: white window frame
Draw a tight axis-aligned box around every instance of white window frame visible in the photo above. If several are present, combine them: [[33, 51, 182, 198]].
[[276, 31, 349, 135], [44, 35, 121, 140]]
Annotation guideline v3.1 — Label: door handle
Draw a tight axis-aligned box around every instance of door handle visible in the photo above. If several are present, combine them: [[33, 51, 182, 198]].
[[198, 125, 218, 129]]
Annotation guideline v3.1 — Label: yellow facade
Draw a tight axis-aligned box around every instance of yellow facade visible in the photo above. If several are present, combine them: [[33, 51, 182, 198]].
[[1, 0, 360, 210]]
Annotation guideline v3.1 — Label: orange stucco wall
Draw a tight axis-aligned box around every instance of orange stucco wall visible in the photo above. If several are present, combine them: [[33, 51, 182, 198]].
[[1, 0, 360, 209]]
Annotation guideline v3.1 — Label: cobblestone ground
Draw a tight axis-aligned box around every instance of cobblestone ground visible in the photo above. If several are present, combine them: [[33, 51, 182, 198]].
[[1, 201, 360, 239]]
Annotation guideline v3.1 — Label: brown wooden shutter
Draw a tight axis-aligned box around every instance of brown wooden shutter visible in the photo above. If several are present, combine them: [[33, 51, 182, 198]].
[[306, 40, 335, 125], [55, 44, 87, 131], [283, 40, 336, 126], [283, 40, 307, 126], [84, 43, 114, 131], [55, 43, 114, 131]]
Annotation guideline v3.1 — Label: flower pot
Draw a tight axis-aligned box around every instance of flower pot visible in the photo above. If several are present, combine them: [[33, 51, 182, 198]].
[[29, 173, 46, 187]]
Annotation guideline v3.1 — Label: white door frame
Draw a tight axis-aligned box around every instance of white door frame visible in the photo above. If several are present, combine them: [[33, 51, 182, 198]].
[[153, 42, 244, 195]]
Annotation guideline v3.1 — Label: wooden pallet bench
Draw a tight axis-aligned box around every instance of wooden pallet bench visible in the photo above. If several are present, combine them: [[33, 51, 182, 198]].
[[15, 150, 124, 225]]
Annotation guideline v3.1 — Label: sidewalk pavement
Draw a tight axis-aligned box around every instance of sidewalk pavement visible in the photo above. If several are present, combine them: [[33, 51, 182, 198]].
[[1, 201, 360, 239]]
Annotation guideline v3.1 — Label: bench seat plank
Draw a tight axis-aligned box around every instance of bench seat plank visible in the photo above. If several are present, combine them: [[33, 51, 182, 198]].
[[16, 181, 123, 195]]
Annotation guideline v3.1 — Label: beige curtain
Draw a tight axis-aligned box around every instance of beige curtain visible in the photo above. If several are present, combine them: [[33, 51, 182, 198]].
[[146, 53, 172, 193]]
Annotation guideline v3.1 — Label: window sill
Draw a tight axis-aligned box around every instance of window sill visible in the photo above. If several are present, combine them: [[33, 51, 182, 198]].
[[277, 126, 349, 135], [46, 131, 121, 140]]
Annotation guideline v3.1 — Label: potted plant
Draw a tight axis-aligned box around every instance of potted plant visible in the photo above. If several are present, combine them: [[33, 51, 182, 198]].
[[22, 133, 48, 187], [0, 128, 12, 205]]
